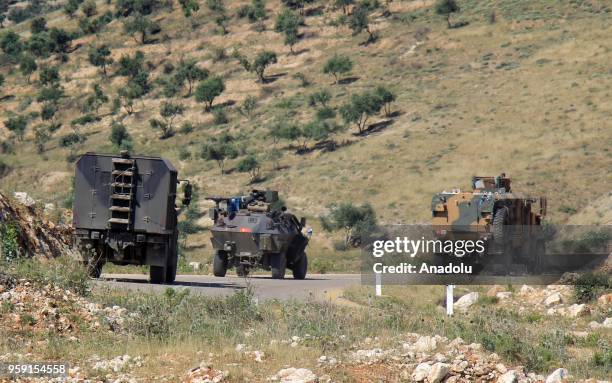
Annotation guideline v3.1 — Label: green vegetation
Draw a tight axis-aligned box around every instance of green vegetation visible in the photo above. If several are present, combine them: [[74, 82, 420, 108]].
[[321, 202, 377, 247]]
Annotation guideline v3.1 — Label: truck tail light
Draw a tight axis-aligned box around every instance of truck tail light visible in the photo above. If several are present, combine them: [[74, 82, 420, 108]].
[[240, 227, 252, 233]]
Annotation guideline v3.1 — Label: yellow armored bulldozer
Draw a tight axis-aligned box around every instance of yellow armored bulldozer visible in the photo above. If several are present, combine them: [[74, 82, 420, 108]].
[[431, 174, 547, 258]]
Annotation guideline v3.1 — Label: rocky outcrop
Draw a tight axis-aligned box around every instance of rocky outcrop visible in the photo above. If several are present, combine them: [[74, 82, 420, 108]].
[[0, 192, 73, 258]]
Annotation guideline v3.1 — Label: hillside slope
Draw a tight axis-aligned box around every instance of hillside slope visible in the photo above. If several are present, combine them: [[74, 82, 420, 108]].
[[0, 0, 610, 231]]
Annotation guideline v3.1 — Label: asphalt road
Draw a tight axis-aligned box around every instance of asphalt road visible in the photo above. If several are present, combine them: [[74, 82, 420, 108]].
[[95, 273, 363, 301]]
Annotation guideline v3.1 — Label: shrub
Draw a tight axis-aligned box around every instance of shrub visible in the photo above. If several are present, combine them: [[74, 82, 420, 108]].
[[195, 76, 225, 111], [574, 272, 610, 303], [323, 54, 353, 84], [0, 222, 20, 261], [110, 121, 133, 150]]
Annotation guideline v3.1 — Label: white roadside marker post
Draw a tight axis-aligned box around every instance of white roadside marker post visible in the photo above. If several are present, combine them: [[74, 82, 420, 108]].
[[446, 284, 454, 316], [375, 272, 382, 296]]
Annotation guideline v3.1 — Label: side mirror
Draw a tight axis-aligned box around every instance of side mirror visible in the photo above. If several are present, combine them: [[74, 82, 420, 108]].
[[300, 217, 306, 227], [209, 207, 218, 221], [182, 183, 192, 206]]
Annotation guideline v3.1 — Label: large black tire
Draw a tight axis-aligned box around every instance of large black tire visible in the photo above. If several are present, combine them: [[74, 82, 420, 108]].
[[271, 253, 287, 279], [292, 253, 308, 280], [492, 207, 509, 245], [150, 266, 166, 284], [213, 251, 228, 277], [166, 257, 177, 283]]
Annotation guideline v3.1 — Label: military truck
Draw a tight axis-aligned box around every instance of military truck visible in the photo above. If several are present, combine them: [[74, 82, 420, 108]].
[[431, 174, 546, 259], [72, 152, 192, 284], [207, 190, 309, 279]]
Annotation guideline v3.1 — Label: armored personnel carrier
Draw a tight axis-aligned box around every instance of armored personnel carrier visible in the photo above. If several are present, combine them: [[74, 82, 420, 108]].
[[431, 174, 546, 258], [207, 190, 309, 279], [72, 152, 192, 283]]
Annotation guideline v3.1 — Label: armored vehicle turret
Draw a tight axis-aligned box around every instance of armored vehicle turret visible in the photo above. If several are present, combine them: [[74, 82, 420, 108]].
[[207, 190, 309, 279], [72, 152, 191, 283]]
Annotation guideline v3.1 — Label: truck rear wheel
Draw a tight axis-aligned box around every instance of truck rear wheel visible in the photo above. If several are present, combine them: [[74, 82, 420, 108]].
[[166, 260, 177, 283], [271, 254, 287, 279], [150, 266, 166, 284], [292, 253, 308, 280], [213, 251, 228, 277]]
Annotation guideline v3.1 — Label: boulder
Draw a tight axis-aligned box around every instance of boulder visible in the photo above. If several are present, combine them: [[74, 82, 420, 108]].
[[412, 363, 431, 382], [13, 192, 36, 207], [603, 317, 612, 329], [545, 368, 568, 383], [598, 293, 612, 306], [519, 285, 535, 296], [487, 285, 505, 297], [496, 292, 512, 300], [414, 336, 437, 353], [566, 303, 589, 317], [427, 363, 449, 383], [454, 292, 479, 312], [497, 370, 518, 383], [272, 368, 317, 383], [543, 292, 562, 307]]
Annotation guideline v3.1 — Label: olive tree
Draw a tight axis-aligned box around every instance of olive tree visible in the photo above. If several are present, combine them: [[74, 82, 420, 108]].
[[320, 202, 377, 248], [88, 45, 113, 77], [195, 76, 225, 111], [4, 115, 28, 141], [237, 154, 261, 182], [237, 50, 277, 82], [274, 9, 300, 54], [19, 54, 37, 83], [322, 54, 353, 84], [340, 90, 382, 134], [150, 101, 185, 139], [435, 0, 460, 28], [200, 136, 238, 174]]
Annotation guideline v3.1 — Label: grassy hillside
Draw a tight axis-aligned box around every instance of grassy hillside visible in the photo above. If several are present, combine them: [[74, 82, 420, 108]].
[[0, 0, 610, 267]]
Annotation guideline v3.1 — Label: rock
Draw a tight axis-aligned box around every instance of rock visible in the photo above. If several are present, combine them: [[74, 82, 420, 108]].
[[497, 370, 518, 383], [188, 262, 201, 271], [566, 303, 589, 317], [427, 363, 449, 383], [519, 285, 535, 296], [454, 292, 479, 312], [234, 344, 245, 352], [13, 192, 36, 207], [603, 317, 612, 329], [598, 293, 612, 306], [588, 321, 601, 329], [496, 363, 508, 373], [414, 336, 437, 352], [544, 292, 562, 307], [545, 368, 569, 383], [412, 362, 431, 381], [571, 331, 589, 338], [272, 368, 316, 383], [452, 360, 468, 373], [496, 292, 512, 300], [487, 285, 505, 297]]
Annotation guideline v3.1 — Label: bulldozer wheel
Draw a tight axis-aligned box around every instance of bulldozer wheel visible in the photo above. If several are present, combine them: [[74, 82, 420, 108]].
[[271, 254, 287, 279], [213, 251, 228, 277], [492, 207, 509, 245], [292, 253, 308, 280], [236, 265, 249, 277], [150, 266, 166, 284]]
